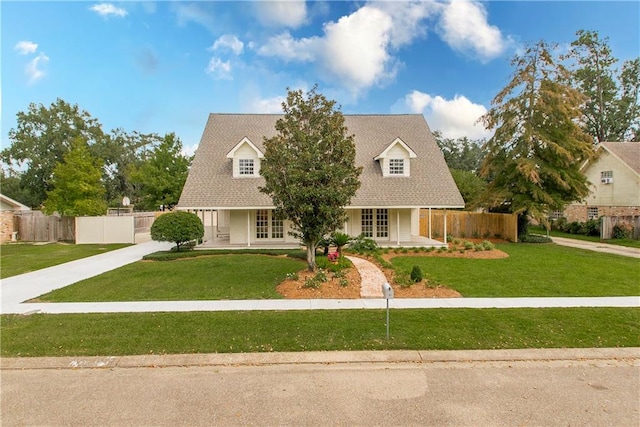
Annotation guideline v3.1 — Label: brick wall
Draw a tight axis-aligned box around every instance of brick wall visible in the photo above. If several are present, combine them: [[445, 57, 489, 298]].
[[0, 211, 16, 242], [564, 204, 640, 222]]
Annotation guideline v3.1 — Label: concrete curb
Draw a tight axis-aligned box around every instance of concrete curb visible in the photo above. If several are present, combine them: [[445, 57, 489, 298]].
[[2, 347, 638, 371]]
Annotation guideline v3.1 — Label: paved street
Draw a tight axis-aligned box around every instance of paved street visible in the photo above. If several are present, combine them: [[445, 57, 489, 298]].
[[2, 353, 638, 426]]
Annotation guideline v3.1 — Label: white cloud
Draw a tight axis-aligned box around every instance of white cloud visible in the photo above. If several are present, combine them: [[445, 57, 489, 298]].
[[172, 2, 215, 32], [205, 57, 232, 80], [437, 0, 509, 62], [255, 1, 307, 29], [90, 3, 127, 18], [370, 1, 438, 48], [26, 52, 49, 85], [245, 95, 286, 114], [257, 32, 318, 62], [397, 90, 491, 140], [210, 35, 244, 56], [14, 41, 38, 55]]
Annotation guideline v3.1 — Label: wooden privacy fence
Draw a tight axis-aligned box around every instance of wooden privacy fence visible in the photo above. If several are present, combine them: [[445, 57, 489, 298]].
[[420, 210, 518, 242], [601, 216, 640, 240], [14, 211, 75, 242]]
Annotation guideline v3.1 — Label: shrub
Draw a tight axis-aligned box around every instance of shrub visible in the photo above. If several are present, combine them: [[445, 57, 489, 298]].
[[410, 265, 423, 283], [584, 219, 600, 237], [464, 241, 474, 250], [349, 234, 378, 252], [481, 240, 495, 251], [331, 232, 352, 254], [302, 277, 320, 289], [339, 278, 349, 287], [150, 211, 204, 251], [613, 222, 634, 239], [285, 272, 299, 281], [395, 272, 413, 288], [519, 234, 552, 243], [315, 269, 328, 282]]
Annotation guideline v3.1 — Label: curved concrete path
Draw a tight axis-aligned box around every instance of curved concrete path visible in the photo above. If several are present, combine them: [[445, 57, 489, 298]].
[[345, 255, 386, 298]]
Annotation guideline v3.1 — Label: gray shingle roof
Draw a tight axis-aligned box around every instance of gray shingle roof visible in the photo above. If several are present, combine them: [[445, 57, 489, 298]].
[[178, 114, 464, 209], [601, 142, 640, 175]]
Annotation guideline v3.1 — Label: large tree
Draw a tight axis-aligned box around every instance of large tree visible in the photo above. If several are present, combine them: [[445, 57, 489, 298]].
[[129, 133, 191, 211], [260, 86, 362, 271], [479, 41, 595, 234], [565, 30, 640, 143], [2, 99, 107, 207], [433, 131, 485, 172], [43, 137, 107, 216]]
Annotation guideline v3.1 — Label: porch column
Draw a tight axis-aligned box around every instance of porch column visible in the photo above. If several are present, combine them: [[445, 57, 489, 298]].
[[247, 210, 251, 247], [396, 210, 400, 245], [443, 209, 447, 245], [428, 207, 432, 239]]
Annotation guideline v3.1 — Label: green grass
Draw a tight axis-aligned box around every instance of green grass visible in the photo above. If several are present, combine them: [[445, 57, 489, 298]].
[[391, 244, 640, 297], [0, 243, 130, 279], [528, 225, 640, 248], [37, 254, 306, 302], [1, 308, 637, 357]]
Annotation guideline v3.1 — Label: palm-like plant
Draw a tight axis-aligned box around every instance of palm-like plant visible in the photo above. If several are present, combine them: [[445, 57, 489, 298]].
[[331, 232, 352, 254]]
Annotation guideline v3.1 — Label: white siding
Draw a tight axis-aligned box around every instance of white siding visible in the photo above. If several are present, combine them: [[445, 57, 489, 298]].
[[583, 151, 640, 206], [229, 210, 249, 244], [232, 144, 261, 178]]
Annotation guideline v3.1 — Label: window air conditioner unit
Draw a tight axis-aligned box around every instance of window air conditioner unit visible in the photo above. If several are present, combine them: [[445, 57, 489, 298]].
[[601, 177, 613, 184]]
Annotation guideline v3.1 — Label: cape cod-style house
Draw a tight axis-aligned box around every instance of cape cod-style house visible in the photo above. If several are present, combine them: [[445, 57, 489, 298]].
[[177, 114, 464, 248]]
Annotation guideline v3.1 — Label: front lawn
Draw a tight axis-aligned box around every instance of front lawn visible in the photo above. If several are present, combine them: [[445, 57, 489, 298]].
[[0, 243, 130, 279], [37, 254, 306, 301], [1, 308, 637, 357], [391, 244, 639, 297]]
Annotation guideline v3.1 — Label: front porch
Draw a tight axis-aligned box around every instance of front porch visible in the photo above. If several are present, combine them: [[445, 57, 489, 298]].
[[195, 234, 446, 250]]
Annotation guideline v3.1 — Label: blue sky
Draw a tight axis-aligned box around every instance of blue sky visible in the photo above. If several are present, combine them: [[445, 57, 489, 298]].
[[3, 1, 639, 155]]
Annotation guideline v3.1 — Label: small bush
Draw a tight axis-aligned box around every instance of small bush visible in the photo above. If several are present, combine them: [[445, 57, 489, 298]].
[[285, 272, 299, 281], [613, 222, 634, 239], [395, 272, 413, 288], [584, 219, 600, 237], [464, 241, 474, 250], [481, 240, 495, 251], [473, 244, 483, 251], [519, 234, 552, 243], [349, 234, 379, 252], [410, 265, 423, 283], [150, 211, 204, 252], [315, 269, 328, 283], [302, 277, 320, 289], [339, 278, 349, 287]]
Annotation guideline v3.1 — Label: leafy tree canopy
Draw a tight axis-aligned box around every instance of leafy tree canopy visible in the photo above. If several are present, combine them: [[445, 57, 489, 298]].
[[2, 99, 107, 207], [433, 131, 486, 172], [260, 86, 362, 271], [564, 30, 640, 143], [129, 133, 191, 211], [480, 41, 595, 232], [42, 137, 107, 216], [150, 211, 204, 251]]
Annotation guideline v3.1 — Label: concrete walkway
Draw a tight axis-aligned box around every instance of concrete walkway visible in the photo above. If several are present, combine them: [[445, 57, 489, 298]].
[[1, 239, 638, 315], [550, 236, 640, 258]]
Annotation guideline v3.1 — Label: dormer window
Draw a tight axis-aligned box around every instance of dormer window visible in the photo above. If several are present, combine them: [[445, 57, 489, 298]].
[[374, 137, 416, 177], [226, 137, 263, 178], [389, 159, 404, 175], [239, 159, 254, 175]]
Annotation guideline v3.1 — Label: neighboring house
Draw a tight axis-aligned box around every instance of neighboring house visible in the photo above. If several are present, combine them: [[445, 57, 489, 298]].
[[0, 193, 31, 242], [563, 142, 640, 222], [178, 114, 464, 247]]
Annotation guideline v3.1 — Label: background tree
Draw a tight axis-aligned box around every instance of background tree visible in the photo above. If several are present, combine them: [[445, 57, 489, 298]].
[[260, 86, 362, 271], [0, 170, 40, 208], [129, 133, 191, 211], [565, 29, 640, 143], [150, 211, 204, 251], [42, 137, 107, 216], [2, 99, 107, 207], [479, 41, 595, 235], [433, 131, 487, 209]]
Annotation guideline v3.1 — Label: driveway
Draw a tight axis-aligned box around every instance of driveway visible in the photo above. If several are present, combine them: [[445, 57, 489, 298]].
[[550, 236, 640, 258]]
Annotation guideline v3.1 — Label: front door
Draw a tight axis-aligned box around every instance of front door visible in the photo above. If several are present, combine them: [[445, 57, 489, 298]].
[[256, 210, 283, 240], [361, 209, 389, 240]]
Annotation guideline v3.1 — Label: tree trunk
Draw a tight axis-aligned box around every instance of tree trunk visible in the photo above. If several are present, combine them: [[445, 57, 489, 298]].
[[517, 212, 529, 237], [306, 240, 317, 272]]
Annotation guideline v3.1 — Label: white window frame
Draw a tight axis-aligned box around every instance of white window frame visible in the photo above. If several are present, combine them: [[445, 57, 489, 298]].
[[587, 207, 599, 220], [256, 210, 283, 240], [239, 159, 254, 176], [388, 159, 404, 175], [361, 208, 389, 239]]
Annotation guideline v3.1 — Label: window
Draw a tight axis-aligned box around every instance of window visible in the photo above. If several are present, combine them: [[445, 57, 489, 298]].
[[239, 159, 254, 176], [389, 159, 404, 175], [376, 209, 388, 238], [361, 209, 373, 237], [587, 207, 599, 220], [256, 210, 283, 240], [361, 209, 389, 239], [601, 170, 613, 179], [256, 209, 269, 239]]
